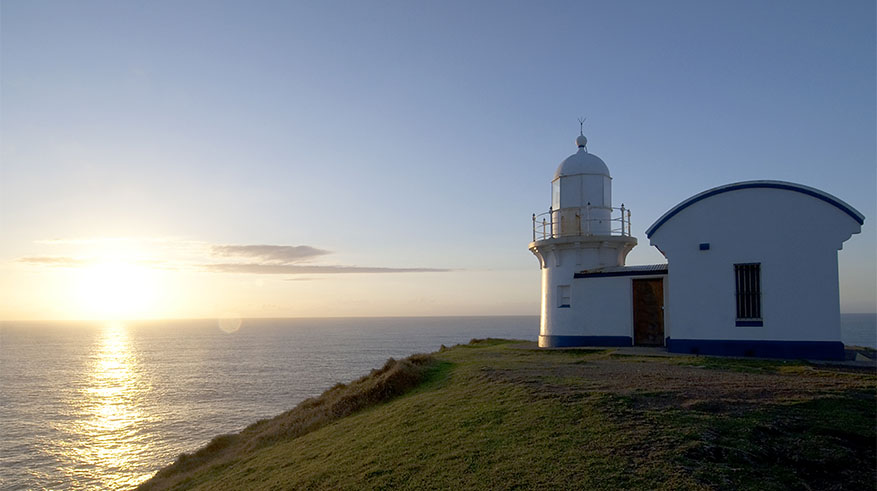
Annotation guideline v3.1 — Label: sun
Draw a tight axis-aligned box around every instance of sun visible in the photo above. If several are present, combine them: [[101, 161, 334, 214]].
[[75, 260, 159, 320]]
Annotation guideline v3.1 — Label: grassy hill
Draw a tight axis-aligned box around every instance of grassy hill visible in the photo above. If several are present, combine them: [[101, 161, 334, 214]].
[[139, 339, 876, 490]]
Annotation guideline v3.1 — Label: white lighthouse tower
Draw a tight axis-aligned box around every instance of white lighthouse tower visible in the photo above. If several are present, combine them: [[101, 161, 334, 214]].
[[529, 129, 638, 347]]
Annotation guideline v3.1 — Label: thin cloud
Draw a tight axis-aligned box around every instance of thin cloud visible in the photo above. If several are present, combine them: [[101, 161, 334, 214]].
[[34, 236, 180, 245], [134, 259, 180, 270], [21, 238, 449, 276], [211, 244, 330, 263], [205, 263, 450, 274], [17, 256, 87, 267]]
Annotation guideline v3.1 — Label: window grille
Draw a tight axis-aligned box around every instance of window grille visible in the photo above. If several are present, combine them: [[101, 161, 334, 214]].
[[734, 263, 762, 324]]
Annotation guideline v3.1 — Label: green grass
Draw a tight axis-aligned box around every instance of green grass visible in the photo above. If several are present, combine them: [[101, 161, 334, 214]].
[[139, 340, 876, 490], [674, 396, 876, 490], [670, 355, 809, 373]]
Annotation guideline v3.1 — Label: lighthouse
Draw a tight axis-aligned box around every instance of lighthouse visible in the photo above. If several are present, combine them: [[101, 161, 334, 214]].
[[527, 127, 863, 359], [529, 130, 638, 347]]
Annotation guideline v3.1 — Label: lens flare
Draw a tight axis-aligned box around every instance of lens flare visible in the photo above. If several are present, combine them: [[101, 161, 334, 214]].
[[218, 315, 242, 333]]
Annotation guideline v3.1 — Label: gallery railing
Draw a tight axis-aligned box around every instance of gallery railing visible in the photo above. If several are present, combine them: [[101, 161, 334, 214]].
[[532, 205, 632, 241]]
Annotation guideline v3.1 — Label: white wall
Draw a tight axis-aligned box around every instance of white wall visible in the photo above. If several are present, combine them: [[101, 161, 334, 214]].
[[532, 236, 637, 341], [538, 246, 580, 337], [650, 187, 862, 342], [542, 273, 669, 339], [562, 275, 631, 337]]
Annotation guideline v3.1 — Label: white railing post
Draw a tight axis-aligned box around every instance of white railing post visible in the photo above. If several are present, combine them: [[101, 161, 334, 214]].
[[548, 206, 554, 238], [620, 204, 625, 235], [627, 209, 632, 236], [586, 203, 591, 235]]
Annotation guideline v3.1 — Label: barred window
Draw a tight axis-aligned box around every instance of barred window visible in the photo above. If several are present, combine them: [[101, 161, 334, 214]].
[[734, 263, 762, 325]]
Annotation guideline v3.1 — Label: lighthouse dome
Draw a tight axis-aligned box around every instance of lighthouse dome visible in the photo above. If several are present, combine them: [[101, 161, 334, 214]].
[[554, 148, 611, 179]]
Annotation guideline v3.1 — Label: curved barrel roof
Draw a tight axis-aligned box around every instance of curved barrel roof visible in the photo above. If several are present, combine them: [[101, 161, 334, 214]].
[[645, 180, 865, 238]]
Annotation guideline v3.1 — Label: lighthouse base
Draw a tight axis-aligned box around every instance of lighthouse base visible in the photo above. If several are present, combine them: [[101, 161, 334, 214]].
[[539, 335, 633, 348]]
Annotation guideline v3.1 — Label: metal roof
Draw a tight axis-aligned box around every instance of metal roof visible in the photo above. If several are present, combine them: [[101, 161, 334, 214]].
[[574, 264, 668, 278]]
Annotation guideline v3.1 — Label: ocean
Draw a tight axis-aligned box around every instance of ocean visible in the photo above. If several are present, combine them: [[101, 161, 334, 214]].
[[1, 314, 874, 490], [0, 316, 537, 490]]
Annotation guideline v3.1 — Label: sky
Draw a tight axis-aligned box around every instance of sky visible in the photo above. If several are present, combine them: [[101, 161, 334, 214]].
[[1, 0, 874, 321]]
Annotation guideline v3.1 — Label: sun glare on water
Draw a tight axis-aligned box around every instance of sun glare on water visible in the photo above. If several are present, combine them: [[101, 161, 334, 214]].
[[75, 260, 160, 320], [52, 322, 155, 488]]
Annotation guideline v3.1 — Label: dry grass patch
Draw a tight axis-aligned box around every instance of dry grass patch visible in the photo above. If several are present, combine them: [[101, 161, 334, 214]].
[[139, 353, 440, 490]]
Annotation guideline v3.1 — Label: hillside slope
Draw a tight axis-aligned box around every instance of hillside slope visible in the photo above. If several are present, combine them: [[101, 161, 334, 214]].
[[140, 339, 876, 490]]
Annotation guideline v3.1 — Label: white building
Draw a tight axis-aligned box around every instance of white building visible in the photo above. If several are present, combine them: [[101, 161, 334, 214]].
[[646, 181, 864, 360], [530, 134, 865, 360]]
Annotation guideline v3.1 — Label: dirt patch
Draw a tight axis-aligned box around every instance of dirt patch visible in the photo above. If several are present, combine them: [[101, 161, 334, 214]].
[[479, 354, 876, 413], [479, 351, 876, 489]]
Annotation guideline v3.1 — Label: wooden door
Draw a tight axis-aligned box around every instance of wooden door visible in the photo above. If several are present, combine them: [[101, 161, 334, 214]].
[[633, 279, 664, 346]]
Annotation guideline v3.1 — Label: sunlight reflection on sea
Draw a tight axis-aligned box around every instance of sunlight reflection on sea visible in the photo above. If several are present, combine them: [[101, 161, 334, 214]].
[[58, 323, 154, 488]]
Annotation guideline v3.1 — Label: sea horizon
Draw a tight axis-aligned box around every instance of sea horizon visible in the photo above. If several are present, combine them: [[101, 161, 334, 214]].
[[3, 311, 875, 322]]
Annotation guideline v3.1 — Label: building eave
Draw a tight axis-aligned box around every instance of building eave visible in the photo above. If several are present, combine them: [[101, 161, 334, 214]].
[[574, 264, 668, 279]]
